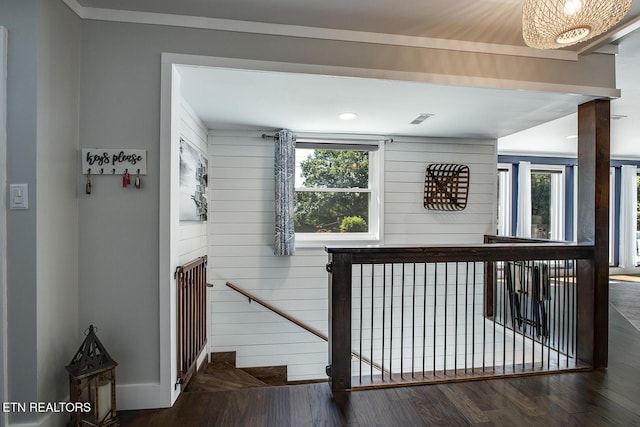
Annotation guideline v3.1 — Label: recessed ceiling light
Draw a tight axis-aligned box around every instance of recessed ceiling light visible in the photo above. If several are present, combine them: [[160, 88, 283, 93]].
[[339, 112, 358, 120], [567, 135, 577, 139]]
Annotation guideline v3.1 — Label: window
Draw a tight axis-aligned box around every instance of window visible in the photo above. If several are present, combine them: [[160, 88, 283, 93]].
[[530, 166, 565, 240], [497, 164, 512, 236], [294, 141, 383, 245], [636, 173, 640, 262], [610, 167, 615, 265]]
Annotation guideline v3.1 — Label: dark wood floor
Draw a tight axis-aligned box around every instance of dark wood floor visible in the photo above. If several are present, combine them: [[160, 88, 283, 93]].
[[120, 295, 640, 426]]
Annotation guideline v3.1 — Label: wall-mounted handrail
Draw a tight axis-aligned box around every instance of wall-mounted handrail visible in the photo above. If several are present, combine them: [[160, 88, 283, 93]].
[[225, 281, 388, 375]]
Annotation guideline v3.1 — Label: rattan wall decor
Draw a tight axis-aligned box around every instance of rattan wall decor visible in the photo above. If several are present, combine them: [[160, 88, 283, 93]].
[[423, 163, 469, 211]]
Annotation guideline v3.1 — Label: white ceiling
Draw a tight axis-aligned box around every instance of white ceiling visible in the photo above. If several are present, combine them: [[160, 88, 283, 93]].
[[177, 65, 593, 139], [73, 0, 640, 149]]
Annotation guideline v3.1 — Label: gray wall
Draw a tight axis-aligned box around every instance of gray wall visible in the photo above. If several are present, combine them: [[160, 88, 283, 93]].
[[0, 0, 80, 425], [35, 0, 80, 416], [0, 1, 39, 424]]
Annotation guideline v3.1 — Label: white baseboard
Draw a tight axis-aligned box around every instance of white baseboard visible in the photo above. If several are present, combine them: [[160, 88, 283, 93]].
[[116, 382, 171, 411], [7, 411, 66, 427]]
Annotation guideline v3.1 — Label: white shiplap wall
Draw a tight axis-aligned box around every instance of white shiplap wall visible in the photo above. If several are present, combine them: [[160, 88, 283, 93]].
[[207, 131, 496, 380], [177, 99, 208, 265]]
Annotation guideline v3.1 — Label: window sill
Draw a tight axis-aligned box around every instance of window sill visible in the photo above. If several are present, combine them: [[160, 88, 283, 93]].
[[295, 234, 382, 249]]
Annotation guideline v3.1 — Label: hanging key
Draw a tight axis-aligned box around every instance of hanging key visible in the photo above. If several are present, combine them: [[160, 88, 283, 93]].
[[134, 169, 141, 189], [85, 170, 92, 195], [122, 170, 131, 188]]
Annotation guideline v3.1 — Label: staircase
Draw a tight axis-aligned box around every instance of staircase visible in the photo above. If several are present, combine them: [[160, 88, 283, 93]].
[[184, 351, 288, 392]]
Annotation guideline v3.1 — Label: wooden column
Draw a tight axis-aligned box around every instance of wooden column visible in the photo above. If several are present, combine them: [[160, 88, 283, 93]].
[[327, 251, 352, 394], [576, 99, 610, 368]]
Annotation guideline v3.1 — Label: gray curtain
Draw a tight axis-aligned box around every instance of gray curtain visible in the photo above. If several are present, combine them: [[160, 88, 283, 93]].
[[274, 129, 296, 256]]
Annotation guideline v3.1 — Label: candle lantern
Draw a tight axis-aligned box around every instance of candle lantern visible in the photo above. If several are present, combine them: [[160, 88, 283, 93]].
[[66, 325, 119, 426]]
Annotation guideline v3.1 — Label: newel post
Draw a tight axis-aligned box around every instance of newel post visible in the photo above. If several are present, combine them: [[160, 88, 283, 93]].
[[576, 99, 610, 368], [327, 251, 352, 394]]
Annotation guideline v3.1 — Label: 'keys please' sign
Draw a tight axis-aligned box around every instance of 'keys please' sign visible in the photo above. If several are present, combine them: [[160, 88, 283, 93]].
[[81, 149, 147, 175]]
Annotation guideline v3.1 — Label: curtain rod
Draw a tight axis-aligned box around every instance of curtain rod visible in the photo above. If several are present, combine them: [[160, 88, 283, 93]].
[[261, 133, 393, 144]]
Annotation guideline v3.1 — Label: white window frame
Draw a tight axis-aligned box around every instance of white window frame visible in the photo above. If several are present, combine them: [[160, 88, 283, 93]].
[[497, 164, 512, 236], [294, 139, 384, 248], [609, 167, 615, 265], [530, 164, 565, 241]]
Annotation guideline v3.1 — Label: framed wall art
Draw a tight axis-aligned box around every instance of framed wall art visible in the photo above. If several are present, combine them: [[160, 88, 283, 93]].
[[179, 137, 208, 222]]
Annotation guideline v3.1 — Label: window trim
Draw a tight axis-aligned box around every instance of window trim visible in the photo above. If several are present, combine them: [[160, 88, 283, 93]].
[[497, 163, 512, 236], [294, 140, 384, 248]]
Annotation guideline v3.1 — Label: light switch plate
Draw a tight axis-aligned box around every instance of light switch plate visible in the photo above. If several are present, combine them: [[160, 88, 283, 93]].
[[9, 183, 28, 210]]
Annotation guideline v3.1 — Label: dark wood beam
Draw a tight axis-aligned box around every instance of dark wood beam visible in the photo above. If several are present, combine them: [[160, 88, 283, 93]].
[[576, 99, 610, 368]]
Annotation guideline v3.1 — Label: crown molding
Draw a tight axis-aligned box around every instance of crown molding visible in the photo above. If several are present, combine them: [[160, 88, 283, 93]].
[[62, 0, 579, 61], [578, 15, 640, 55]]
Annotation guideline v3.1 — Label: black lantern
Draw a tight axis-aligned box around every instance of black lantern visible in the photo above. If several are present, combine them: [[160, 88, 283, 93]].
[[66, 325, 119, 427]]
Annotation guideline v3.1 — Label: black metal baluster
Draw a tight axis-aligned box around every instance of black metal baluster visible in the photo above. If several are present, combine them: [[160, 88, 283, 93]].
[[570, 259, 576, 365], [401, 263, 405, 380], [444, 262, 448, 376], [472, 262, 476, 373], [412, 263, 416, 379], [370, 264, 375, 382], [502, 260, 508, 373], [433, 263, 438, 376], [464, 262, 469, 374], [390, 263, 395, 380], [359, 264, 363, 384], [491, 260, 497, 373], [423, 262, 427, 378], [382, 263, 386, 381], [454, 262, 459, 375]]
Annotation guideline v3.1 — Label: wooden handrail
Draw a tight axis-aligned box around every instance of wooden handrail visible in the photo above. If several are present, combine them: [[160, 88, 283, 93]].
[[225, 281, 388, 375], [326, 241, 593, 264]]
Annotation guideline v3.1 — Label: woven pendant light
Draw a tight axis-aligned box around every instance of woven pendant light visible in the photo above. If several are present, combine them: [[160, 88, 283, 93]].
[[523, 0, 632, 49]]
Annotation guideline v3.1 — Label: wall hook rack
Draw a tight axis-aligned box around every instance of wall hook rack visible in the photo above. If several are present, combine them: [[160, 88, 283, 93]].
[[81, 149, 148, 176]]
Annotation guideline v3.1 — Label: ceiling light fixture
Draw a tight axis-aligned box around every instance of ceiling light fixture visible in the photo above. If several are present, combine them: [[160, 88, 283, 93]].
[[339, 112, 358, 120], [522, 0, 632, 49]]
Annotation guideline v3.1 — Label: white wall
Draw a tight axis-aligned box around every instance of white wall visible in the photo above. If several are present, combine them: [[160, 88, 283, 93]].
[[207, 131, 495, 380]]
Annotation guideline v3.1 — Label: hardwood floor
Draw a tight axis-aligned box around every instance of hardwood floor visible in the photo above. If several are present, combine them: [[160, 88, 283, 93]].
[[609, 280, 640, 331], [120, 297, 640, 426]]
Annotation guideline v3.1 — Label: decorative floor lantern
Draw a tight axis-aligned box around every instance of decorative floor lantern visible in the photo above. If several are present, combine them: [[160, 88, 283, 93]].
[[66, 325, 119, 427]]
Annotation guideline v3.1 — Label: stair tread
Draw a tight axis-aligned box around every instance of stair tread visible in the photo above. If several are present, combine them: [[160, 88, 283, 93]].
[[185, 362, 267, 392]]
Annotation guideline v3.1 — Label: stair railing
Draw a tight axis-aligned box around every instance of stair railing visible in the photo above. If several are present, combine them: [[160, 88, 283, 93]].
[[175, 256, 208, 389], [224, 281, 388, 375]]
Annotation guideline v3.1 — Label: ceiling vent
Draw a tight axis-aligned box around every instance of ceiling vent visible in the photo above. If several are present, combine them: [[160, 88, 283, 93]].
[[410, 113, 434, 125], [611, 114, 627, 120]]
